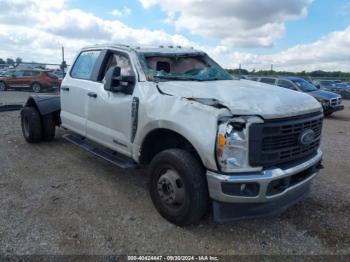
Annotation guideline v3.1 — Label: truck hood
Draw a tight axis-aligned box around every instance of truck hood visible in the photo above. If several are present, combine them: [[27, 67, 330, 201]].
[[308, 89, 340, 101], [157, 80, 322, 119]]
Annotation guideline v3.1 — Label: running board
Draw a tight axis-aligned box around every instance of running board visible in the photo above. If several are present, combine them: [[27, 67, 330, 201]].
[[63, 133, 138, 169]]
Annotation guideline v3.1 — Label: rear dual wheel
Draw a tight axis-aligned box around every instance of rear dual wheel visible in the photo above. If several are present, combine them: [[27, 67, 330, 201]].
[[21, 107, 56, 143]]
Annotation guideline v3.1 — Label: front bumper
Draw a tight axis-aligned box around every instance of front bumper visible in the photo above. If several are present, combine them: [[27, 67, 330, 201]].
[[324, 105, 344, 114], [207, 150, 323, 222]]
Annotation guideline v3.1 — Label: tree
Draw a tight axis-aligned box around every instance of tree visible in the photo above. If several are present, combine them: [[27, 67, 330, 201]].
[[6, 58, 15, 65], [0, 58, 5, 65], [15, 57, 23, 64]]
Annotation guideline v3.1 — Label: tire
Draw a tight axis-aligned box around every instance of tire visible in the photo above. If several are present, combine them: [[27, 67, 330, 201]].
[[149, 149, 209, 226], [0, 81, 6, 91], [42, 114, 56, 141], [32, 82, 42, 93], [21, 107, 42, 143]]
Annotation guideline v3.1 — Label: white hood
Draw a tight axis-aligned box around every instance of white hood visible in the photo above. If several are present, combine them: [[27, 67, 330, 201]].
[[157, 79, 322, 119]]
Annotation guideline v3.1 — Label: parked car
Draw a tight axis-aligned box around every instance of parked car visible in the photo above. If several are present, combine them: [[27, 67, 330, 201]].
[[334, 83, 350, 99], [0, 69, 61, 93], [313, 80, 338, 90], [254, 76, 344, 116], [21, 44, 324, 225]]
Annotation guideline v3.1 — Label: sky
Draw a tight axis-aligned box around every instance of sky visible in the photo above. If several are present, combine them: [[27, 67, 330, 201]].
[[0, 0, 350, 72]]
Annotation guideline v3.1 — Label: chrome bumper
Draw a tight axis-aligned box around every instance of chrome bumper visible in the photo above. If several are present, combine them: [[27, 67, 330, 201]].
[[207, 149, 322, 203]]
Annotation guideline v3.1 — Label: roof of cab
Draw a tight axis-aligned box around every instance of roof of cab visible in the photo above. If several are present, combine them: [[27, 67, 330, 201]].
[[81, 44, 202, 54]]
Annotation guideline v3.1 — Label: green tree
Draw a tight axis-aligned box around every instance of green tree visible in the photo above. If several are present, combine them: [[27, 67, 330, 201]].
[[15, 57, 23, 64], [6, 58, 15, 65], [0, 58, 5, 65]]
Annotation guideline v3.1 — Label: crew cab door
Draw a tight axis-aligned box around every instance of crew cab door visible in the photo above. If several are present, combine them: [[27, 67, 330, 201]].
[[60, 50, 101, 136], [85, 50, 136, 156]]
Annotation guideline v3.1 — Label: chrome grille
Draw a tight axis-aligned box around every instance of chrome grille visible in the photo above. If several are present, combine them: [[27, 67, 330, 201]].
[[330, 97, 341, 107]]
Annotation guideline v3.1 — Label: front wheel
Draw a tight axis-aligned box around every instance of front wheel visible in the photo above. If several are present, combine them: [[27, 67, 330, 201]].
[[149, 149, 209, 226], [0, 82, 6, 91]]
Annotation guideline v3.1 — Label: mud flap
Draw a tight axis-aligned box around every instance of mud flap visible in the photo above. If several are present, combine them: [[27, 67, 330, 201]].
[[213, 182, 311, 224]]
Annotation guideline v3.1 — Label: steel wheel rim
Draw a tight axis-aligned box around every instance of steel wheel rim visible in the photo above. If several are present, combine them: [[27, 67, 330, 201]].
[[0, 83, 5, 91], [157, 168, 185, 209]]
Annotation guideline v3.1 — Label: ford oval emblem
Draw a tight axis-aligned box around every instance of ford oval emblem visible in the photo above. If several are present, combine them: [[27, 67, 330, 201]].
[[299, 129, 315, 146]]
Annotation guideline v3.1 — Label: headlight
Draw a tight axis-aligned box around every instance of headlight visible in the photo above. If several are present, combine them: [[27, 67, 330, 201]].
[[216, 116, 263, 173]]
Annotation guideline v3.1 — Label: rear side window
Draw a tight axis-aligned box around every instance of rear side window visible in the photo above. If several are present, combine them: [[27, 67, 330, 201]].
[[260, 78, 276, 85], [71, 51, 100, 80]]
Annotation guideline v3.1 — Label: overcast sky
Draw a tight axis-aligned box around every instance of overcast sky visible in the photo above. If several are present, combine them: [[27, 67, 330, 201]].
[[0, 0, 350, 71]]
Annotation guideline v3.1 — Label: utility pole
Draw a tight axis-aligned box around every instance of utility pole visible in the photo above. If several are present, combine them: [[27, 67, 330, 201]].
[[271, 64, 274, 74], [239, 64, 242, 76], [62, 46, 65, 63], [61, 46, 67, 74]]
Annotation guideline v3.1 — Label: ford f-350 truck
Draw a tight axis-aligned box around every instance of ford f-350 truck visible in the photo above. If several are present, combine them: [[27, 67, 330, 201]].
[[20, 45, 324, 225]]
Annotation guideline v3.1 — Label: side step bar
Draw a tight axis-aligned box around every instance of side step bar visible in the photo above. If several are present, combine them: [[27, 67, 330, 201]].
[[63, 133, 138, 169]]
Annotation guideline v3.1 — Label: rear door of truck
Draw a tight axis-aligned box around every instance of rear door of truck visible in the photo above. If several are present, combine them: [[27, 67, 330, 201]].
[[60, 50, 102, 136]]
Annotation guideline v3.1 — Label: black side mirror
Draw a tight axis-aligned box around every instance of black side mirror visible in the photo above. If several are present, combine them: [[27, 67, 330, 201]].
[[104, 66, 121, 92], [104, 66, 136, 94]]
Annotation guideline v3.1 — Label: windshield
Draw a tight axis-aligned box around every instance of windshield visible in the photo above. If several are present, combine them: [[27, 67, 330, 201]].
[[290, 78, 318, 92], [138, 52, 233, 81]]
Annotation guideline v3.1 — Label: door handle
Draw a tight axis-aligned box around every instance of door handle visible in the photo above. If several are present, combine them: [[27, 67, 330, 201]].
[[61, 87, 70, 91], [88, 92, 98, 98]]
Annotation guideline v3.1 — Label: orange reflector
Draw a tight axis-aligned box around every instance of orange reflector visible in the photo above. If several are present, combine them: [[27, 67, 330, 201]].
[[217, 134, 225, 156]]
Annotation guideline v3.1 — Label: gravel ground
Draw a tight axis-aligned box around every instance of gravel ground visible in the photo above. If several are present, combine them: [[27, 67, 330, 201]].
[[0, 91, 349, 255]]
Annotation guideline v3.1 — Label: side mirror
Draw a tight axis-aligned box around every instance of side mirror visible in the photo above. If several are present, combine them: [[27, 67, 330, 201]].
[[104, 66, 136, 94]]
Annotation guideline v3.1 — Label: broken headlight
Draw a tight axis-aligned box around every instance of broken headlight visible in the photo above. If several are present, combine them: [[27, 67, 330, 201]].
[[216, 116, 263, 173]]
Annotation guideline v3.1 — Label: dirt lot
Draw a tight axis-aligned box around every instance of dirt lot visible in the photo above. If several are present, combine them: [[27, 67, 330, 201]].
[[0, 92, 349, 255]]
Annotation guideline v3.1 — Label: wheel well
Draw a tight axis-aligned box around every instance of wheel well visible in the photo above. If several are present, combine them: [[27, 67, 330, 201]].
[[139, 129, 202, 166]]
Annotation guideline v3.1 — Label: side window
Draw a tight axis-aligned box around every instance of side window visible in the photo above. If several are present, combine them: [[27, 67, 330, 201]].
[[278, 80, 296, 90], [260, 78, 276, 85], [23, 71, 33, 77], [103, 53, 134, 79], [71, 51, 100, 80], [14, 71, 24, 77]]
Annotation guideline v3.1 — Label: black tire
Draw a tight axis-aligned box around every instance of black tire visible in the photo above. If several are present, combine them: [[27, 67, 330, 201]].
[[0, 81, 6, 91], [31, 82, 41, 93], [21, 107, 42, 143], [42, 114, 56, 141], [149, 149, 209, 226]]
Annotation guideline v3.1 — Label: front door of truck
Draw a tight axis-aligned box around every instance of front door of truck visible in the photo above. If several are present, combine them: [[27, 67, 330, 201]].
[[85, 51, 135, 157], [60, 50, 101, 136]]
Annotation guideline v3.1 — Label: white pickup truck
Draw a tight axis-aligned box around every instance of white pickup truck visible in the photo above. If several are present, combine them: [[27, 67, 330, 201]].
[[21, 44, 324, 225]]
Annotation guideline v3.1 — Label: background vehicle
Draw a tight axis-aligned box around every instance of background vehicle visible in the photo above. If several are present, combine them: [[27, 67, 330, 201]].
[[333, 83, 350, 99], [253, 76, 344, 116], [0, 69, 60, 92], [313, 79, 337, 90], [20, 45, 324, 226]]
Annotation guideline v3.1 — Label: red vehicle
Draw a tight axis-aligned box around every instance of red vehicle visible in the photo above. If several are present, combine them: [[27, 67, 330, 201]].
[[0, 69, 61, 93]]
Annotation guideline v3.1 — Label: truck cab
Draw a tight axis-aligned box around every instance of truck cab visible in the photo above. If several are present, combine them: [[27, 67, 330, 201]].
[[21, 45, 324, 225]]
